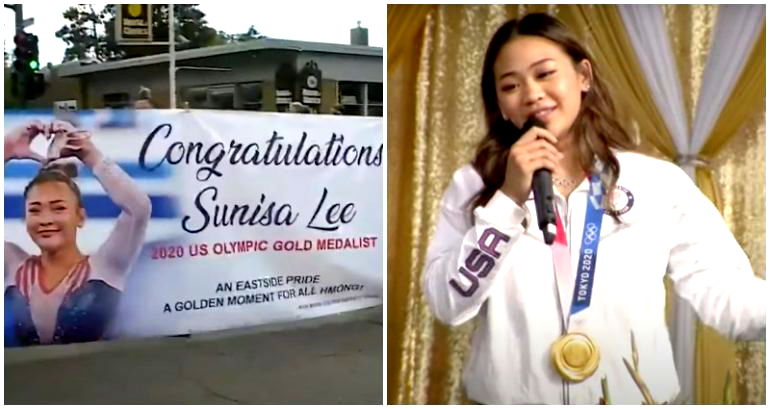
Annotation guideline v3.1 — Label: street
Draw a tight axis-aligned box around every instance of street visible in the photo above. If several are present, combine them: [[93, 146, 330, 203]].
[[5, 306, 382, 404]]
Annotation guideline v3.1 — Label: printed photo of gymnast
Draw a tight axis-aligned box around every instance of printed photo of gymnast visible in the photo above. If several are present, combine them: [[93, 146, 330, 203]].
[[4, 119, 151, 346]]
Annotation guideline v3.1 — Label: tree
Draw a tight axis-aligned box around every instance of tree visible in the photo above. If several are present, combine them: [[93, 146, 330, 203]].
[[55, 4, 230, 63], [149, 5, 228, 50], [55, 4, 124, 62]]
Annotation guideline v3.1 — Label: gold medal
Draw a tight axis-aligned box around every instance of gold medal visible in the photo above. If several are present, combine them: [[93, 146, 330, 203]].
[[550, 332, 600, 382]]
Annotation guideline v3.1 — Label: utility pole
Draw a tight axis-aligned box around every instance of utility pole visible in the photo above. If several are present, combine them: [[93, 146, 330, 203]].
[[169, 4, 176, 109]]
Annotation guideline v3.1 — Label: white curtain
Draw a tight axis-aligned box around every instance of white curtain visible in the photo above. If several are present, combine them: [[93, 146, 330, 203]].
[[690, 6, 765, 153], [618, 4, 765, 404]]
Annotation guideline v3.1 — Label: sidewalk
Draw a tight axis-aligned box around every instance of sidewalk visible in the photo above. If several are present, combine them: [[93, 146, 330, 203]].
[[5, 306, 382, 404]]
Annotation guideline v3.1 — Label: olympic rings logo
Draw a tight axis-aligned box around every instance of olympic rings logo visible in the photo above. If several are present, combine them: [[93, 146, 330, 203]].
[[583, 223, 599, 245]]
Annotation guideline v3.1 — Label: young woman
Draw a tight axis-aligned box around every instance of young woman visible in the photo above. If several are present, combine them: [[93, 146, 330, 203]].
[[5, 119, 152, 346], [422, 13, 766, 404]]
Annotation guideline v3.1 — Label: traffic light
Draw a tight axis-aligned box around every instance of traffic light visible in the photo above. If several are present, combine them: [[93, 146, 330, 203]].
[[12, 31, 45, 101], [13, 31, 38, 71]]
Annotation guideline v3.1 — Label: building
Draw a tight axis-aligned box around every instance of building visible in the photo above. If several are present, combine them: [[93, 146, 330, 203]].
[[52, 37, 382, 116]]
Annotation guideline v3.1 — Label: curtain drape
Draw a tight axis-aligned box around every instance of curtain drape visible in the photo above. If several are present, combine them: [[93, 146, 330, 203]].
[[619, 4, 765, 403]]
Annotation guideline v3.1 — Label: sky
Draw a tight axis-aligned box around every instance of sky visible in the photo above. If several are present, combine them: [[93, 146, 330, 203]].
[[4, 2, 385, 66]]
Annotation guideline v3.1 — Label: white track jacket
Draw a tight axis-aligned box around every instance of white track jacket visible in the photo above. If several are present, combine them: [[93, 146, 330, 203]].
[[423, 151, 766, 404]]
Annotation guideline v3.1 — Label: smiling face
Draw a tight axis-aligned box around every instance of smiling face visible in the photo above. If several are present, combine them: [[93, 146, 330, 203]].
[[25, 181, 85, 253], [493, 35, 592, 139]]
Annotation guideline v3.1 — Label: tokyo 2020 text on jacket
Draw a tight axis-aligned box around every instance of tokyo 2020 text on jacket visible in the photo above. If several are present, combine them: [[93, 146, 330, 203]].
[[423, 150, 766, 404]]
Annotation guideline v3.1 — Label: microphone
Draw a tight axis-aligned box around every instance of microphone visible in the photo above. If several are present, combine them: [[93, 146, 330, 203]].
[[521, 117, 557, 245]]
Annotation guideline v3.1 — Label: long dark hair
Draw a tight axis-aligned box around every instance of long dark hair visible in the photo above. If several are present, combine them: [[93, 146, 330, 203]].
[[472, 13, 636, 215]]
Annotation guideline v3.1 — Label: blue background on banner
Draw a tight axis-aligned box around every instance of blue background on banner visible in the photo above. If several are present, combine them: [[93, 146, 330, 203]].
[[5, 161, 178, 219]]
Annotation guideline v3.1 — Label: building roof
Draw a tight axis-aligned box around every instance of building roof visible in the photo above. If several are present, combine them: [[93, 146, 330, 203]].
[[58, 38, 382, 77]]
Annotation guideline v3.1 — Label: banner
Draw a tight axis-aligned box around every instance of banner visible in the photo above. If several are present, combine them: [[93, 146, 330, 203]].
[[4, 109, 383, 346]]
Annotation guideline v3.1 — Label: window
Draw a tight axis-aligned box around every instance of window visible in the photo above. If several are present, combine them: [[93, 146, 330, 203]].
[[103, 92, 130, 109], [238, 82, 263, 111], [182, 83, 262, 111], [338, 82, 383, 117], [184, 87, 208, 108], [368, 83, 383, 117], [208, 85, 234, 110]]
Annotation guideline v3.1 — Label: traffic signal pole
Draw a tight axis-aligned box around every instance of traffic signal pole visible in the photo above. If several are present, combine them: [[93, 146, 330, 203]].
[[5, 4, 41, 108], [3, 4, 23, 33], [169, 4, 176, 109], [5, 4, 26, 107], [6, 4, 43, 107]]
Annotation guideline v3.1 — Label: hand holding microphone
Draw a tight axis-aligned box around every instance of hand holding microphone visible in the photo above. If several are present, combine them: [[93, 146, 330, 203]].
[[500, 117, 561, 244]]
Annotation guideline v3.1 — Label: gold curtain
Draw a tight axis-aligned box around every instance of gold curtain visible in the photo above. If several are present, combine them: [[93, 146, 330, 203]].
[[387, 4, 765, 404], [695, 24, 766, 212], [710, 109, 766, 405], [660, 5, 766, 404], [387, 4, 435, 404], [662, 5, 718, 133]]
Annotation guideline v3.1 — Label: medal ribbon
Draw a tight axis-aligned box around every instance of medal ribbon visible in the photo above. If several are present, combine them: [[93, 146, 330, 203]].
[[551, 173, 605, 329]]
